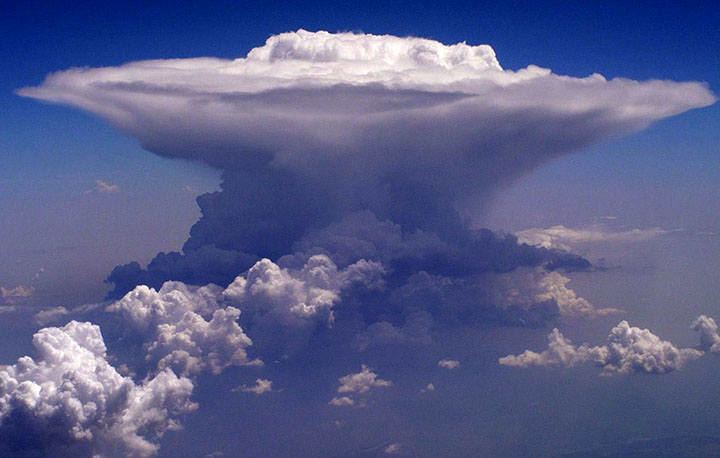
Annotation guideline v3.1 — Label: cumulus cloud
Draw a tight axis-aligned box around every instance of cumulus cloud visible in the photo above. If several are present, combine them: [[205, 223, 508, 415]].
[[232, 378, 273, 395], [107, 281, 259, 375], [516, 225, 671, 251], [500, 321, 704, 375], [0, 321, 196, 457], [224, 254, 384, 325], [330, 365, 392, 407], [438, 359, 460, 369]]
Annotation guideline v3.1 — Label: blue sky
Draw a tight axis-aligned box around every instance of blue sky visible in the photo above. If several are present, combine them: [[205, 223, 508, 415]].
[[1, 1, 719, 457]]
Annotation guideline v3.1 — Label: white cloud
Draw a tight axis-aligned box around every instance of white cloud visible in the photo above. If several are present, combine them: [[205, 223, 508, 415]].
[[330, 365, 392, 407], [337, 365, 393, 394], [224, 255, 385, 326], [0, 321, 196, 457], [500, 320, 704, 375], [516, 225, 670, 251], [95, 179, 120, 193], [107, 281, 259, 375], [438, 359, 460, 369], [233, 378, 273, 395]]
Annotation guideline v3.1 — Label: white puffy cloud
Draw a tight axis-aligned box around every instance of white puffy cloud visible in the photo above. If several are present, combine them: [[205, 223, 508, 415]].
[[107, 281, 258, 375], [500, 320, 704, 375], [223, 254, 385, 326], [516, 225, 671, 251], [692, 315, 720, 352], [0, 321, 196, 457], [438, 359, 460, 369], [330, 365, 392, 407], [232, 378, 273, 395], [337, 365, 392, 394]]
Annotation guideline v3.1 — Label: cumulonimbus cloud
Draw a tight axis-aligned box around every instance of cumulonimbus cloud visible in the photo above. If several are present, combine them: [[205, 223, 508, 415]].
[[18, 30, 715, 294], [14, 30, 717, 455]]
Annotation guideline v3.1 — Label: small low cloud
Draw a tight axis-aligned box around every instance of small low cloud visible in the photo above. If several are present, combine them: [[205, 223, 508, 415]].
[[384, 443, 403, 455], [330, 365, 392, 407], [233, 378, 273, 395], [420, 383, 436, 393], [329, 396, 355, 407], [438, 359, 460, 369]]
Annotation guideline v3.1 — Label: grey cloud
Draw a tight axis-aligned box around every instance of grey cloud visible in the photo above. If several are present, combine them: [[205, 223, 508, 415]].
[[692, 315, 720, 352]]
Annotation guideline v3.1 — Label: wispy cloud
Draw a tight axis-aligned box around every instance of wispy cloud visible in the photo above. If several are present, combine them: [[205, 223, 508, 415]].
[[95, 179, 120, 193], [232, 378, 273, 395], [516, 224, 672, 251]]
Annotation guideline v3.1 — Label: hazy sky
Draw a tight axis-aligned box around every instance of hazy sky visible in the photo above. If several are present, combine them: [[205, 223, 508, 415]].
[[1, 1, 719, 457]]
